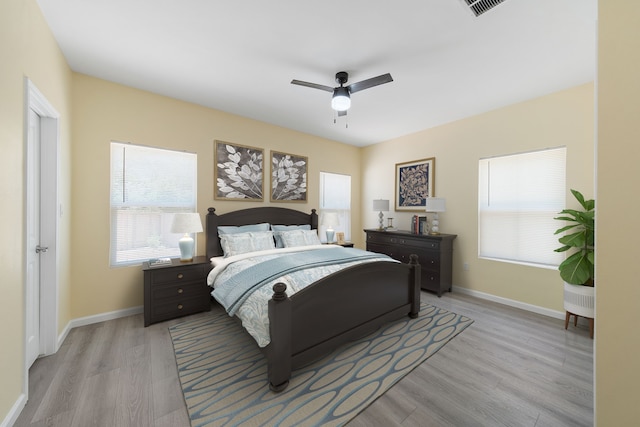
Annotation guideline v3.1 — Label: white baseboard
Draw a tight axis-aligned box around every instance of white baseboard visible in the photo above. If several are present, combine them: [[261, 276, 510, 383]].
[[454, 286, 565, 320], [57, 306, 144, 349], [1, 393, 26, 427]]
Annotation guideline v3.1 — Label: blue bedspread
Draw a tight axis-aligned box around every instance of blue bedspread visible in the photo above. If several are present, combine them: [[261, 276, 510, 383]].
[[214, 247, 389, 316]]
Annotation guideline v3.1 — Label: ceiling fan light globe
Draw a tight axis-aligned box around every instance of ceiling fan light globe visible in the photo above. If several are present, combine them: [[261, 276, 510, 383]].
[[331, 95, 351, 111], [331, 87, 351, 111]]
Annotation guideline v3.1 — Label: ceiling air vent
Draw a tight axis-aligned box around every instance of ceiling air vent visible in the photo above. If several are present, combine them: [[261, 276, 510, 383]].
[[461, 0, 507, 17]]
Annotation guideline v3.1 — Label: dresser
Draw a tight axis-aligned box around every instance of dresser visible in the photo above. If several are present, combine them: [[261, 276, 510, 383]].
[[364, 229, 457, 297], [143, 256, 212, 326]]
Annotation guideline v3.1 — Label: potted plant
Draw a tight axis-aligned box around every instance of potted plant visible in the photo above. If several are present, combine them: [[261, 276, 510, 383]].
[[554, 189, 595, 335]]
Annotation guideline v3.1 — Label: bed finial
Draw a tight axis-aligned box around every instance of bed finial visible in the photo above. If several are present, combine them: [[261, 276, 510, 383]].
[[208, 207, 216, 214], [272, 283, 288, 301]]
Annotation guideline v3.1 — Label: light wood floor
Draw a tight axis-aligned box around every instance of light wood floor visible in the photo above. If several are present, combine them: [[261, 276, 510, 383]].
[[14, 291, 593, 427]]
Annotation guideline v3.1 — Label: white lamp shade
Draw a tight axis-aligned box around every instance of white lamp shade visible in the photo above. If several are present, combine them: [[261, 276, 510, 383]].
[[372, 199, 389, 212], [170, 213, 203, 234], [321, 212, 340, 227], [425, 197, 446, 212]]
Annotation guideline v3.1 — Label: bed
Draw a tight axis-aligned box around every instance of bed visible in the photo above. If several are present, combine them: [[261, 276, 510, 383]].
[[205, 206, 421, 391]]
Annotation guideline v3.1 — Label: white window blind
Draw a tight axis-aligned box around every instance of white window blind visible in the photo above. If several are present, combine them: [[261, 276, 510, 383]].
[[319, 172, 351, 242], [478, 147, 566, 267], [110, 142, 197, 266]]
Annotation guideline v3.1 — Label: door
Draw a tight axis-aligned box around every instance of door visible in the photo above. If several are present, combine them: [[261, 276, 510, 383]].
[[25, 108, 42, 367]]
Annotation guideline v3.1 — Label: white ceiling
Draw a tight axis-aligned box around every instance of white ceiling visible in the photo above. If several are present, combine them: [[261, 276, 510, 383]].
[[36, 0, 596, 147]]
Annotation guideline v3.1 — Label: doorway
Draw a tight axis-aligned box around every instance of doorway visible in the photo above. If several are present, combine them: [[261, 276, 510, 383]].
[[24, 78, 60, 388]]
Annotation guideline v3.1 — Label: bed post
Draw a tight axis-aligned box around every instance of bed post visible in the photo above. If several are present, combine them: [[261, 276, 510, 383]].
[[310, 209, 318, 230], [409, 254, 421, 318], [267, 283, 292, 392]]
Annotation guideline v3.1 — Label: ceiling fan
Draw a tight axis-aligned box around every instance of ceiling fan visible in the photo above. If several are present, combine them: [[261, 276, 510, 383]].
[[291, 71, 393, 116]]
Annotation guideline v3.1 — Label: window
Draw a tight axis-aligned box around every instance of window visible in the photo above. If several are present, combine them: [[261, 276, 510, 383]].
[[110, 142, 197, 266], [478, 147, 566, 267], [319, 172, 351, 242]]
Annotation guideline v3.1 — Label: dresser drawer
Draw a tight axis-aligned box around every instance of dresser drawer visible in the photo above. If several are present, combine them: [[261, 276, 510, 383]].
[[147, 264, 206, 285], [367, 232, 440, 250]]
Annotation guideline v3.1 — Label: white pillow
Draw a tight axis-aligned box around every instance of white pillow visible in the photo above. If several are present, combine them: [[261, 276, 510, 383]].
[[280, 229, 321, 248], [210, 256, 225, 267], [220, 231, 275, 257], [218, 222, 270, 235], [271, 224, 311, 248]]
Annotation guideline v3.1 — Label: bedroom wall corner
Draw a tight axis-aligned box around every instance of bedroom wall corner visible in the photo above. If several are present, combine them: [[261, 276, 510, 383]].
[[70, 74, 361, 319], [360, 83, 595, 313], [0, 0, 73, 424]]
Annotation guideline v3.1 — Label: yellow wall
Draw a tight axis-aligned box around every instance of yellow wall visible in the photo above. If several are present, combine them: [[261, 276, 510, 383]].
[[70, 74, 362, 319], [596, 1, 640, 423], [0, 0, 73, 421], [362, 83, 595, 312]]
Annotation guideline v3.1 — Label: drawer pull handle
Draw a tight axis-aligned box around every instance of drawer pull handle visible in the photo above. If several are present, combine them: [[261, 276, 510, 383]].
[[177, 288, 183, 294], [178, 304, 183, 310], [177, 273, 184, 279]]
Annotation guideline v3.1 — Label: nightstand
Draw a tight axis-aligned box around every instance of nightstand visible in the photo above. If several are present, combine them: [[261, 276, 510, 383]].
[[143, 256, 212, 326]]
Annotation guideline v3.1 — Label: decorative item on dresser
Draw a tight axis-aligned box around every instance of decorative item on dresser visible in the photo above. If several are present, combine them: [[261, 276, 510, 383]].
[[372, 199, 390, 230], [365, 228, 456, 297], [425, 197, 446, 234], [143, 256, 212, 326]]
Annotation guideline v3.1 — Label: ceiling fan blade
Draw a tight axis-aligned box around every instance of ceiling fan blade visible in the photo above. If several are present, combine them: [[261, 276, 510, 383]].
[[347, 73, 393, 94], [338, 110, 347, 117], [291, 79, 334, 93]]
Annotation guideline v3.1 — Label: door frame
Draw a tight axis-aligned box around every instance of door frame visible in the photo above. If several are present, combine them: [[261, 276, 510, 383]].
[[23, 78, 60, 390]]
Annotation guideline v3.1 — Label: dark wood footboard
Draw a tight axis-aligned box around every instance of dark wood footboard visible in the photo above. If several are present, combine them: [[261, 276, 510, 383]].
[[266, 255, 421, 391]]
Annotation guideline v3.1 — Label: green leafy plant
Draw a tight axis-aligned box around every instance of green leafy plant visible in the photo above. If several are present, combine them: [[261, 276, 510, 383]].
[[554, 189, 595, 286]]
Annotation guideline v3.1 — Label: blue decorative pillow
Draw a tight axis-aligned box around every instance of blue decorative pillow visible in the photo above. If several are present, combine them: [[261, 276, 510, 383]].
[[271, 224, 311, 248], [280, 229, 321, 248], [218, 222, 270, 235], [219, 231, 275, 257]]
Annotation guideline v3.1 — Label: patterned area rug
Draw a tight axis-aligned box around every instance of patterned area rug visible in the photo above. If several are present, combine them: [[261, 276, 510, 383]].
[[169, 303, 473, 427]]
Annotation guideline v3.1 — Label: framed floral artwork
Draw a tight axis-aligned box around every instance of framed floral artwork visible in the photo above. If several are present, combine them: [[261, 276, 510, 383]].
[[395, 157, 435, 211], [214, 140, 264, 201], [270, 150, 307, 202]]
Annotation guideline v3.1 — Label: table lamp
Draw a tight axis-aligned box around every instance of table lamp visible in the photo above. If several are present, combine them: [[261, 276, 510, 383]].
[[425, 197, 446, 234], [170, 213, 203, 261], [321, 212, 340, 243], [372, 199, 389, 230]]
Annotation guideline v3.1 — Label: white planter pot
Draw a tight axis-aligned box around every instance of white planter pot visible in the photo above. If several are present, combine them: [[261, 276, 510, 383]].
[[563, 282, 595, 318]]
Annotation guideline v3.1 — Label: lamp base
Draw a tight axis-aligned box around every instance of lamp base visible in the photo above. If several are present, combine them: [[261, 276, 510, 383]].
[[326, 228, 335, 244], [178, 234, 194, 262], [429, 213, 440, 235]]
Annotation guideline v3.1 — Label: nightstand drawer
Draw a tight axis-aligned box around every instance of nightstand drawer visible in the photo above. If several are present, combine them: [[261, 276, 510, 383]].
[[151, 296, 207, 321], [148, 264, 206, 285], [151, 281, 207, 300]]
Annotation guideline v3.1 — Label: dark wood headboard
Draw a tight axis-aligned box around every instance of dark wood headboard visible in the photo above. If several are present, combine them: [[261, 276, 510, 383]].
[[205, 207, 318, 259]]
